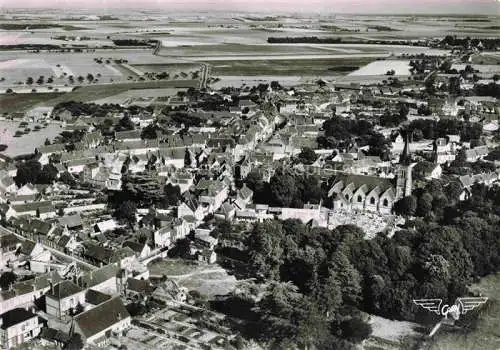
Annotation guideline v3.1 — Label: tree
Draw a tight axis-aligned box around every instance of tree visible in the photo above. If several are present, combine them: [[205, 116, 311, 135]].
[[270, 172, 297, 207], [59, 171, 76, 186], [412, 128, 424, 141], [399, 103, 409, 119], [141, 123, 159, 139], [337, 317, 372, 343], [86, 73, 94, 82], [117, 115, 135, 131], [417, 104, 432, 116], [26, 77, 33, 85], [0, 271, 16, 290], [65, 333, 83, 350], [164, 183, 181, 206], [449, 76, 461, 95], [37, 164, 58, 184], [114, 200, 137, 226], [417, 192, 433, 217], [297, 147, 317, 165], [394, 196, 417, 217], [77, 76, 84, 83], [0, 144, 7, 152], [329, 250, 362, 305], [184, 148, 192, 167], [15, 160, 42, 186]]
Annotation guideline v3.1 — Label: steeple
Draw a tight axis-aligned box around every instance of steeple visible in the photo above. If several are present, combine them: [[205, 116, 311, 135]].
[[400, 131, 411, 165], [432, 139, 438, 164]]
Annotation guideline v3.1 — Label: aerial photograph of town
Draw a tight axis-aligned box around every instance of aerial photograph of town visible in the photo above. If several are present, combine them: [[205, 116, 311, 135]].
[[0, 0, 498, 349]]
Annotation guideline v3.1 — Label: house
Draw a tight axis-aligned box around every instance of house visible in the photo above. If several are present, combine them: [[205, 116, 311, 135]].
[[46, 280, 86, 319], [0, 272, 60, 315], [237, 184, 253, 204], [78, 264, 120, 295], [465, 146, 489, 162], [122, 241, 152, 260], [414, 162, 442, 180], [66, 158, 98, 174], [58, 214, 84, 231], [83, 163, 122, 190], [36, 144, 65, 165], [196, 249, 217, 264], [0, 234, 20, 268], [115, 130, 141, 143], [16, 184, 38, 196], [153, 218, 192, 248], [5, 201, 55, 220], [0, 175, 16, 197], [196, 179, 229, 213], [125, 278, 156, 297], [73, 297, 131, 347], [177, 200, 204, 222], [0, 308, 42, 349], [94, 219, 121, 234], [82, 131, 103, 149], [81, 243, 114, 267], [194, 234, 218, 250], [166, 171, 194, 193]]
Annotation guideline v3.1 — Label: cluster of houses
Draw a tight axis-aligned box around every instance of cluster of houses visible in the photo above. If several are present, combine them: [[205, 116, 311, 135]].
[[0, 50, 498, 349]]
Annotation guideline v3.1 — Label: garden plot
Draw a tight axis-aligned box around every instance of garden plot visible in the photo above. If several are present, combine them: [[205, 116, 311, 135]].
[[0, 120, 63, 157]]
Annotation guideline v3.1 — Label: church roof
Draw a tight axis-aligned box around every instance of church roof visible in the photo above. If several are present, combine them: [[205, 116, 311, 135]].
[[332, 174, 394, 193]]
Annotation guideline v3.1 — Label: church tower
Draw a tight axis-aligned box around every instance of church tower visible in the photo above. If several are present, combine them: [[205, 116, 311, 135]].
[[396, 133, 414, 200]]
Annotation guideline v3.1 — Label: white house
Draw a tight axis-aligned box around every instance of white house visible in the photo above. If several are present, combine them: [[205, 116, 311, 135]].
[[0, 308, 42, 349], [46, 280, 86, 319]]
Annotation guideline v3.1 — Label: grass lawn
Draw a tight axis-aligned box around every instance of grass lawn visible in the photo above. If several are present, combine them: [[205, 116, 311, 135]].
[[148, 259, 200, 276], [209, 57, 377, 76], [148, 259, 237, 298], [0, 92, 64, 113], [429, 273, 500, 350]]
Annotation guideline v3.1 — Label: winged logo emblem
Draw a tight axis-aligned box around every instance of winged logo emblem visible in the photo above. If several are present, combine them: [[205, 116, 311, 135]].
[[413, 297, 488, 320]]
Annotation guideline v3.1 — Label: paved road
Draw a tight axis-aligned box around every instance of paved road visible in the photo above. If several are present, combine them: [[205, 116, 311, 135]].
[[0, 225, 97, 270]]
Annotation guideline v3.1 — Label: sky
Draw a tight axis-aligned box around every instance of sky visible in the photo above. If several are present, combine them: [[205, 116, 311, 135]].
[[0, 0, 498, 14]]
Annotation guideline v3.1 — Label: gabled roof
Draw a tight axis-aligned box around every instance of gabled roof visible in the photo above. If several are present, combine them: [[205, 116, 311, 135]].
[[74, 297, 130, 339], [115, 130, 141, 141], [85, 289, 111, 305], [58, 214, 83, 229], [79, 264, 120, 289], [47, 280, 83, 300], [37, 143, 65, 154], [122, 240, 145, 254], [331, 174, 394, 194], [0, 308, 37, 329]]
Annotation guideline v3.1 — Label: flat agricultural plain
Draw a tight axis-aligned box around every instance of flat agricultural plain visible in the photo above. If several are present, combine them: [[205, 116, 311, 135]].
[[0, 11, 497, 112]]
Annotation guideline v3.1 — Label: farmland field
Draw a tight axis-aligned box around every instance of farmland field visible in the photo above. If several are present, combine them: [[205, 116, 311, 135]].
[[1, 80, 198, 111], [0, 92, 63, 113], [208, 57, 378, 76], [349, 59, 411, 76]]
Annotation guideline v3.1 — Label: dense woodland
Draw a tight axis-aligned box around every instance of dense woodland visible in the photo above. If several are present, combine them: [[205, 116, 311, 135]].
[[213, 182, 500, 349]]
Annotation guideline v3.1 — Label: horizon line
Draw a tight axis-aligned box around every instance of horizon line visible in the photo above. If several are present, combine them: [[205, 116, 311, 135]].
[[0, 8, 498, 16]]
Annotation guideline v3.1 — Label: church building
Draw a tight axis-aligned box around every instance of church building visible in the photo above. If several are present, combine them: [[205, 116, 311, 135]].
[[327, 133, 415, 214]]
